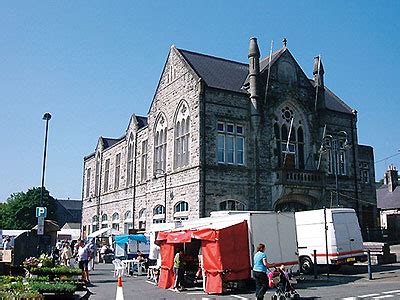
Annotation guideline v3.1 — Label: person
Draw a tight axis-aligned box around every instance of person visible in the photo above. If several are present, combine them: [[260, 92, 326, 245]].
[[61, 242, 73, 266], [88, 239, 96, 270], [173, 249, 185, 291], [3, 237, 12, 250], [100, 244, 108, 263], [253, 243, 269, 300], [77, 240, 91, 284], [136, 250, 145, 262]]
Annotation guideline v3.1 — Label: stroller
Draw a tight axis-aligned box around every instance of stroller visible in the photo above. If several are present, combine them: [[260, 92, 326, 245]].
[[268, 266, 300, 300]]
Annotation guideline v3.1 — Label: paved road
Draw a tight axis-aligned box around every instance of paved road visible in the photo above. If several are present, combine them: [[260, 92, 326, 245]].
[[85, 245, 400, 300]]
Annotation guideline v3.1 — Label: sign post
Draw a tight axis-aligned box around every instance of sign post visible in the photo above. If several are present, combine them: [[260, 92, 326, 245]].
[[36, 207, 47, 236]]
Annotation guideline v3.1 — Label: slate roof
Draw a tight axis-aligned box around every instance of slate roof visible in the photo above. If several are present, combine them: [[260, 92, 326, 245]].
[[323, 85, 354, 114], [56, 199, 82, 211], [377, 185, 400, 210], [101, 137, 124, 149], [136, 116, 148, 128], [178, 49, 249, 93]]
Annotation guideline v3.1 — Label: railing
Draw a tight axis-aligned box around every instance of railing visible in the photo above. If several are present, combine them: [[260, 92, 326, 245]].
[[274, 169, 325, 187]]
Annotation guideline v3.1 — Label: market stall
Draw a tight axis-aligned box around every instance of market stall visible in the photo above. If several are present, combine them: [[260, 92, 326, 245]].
[[155, 220, 251, 294]]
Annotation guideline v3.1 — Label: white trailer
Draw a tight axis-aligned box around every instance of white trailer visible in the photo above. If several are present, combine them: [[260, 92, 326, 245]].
[[295, 208, 367, 273], [204, 211, 300, 273]]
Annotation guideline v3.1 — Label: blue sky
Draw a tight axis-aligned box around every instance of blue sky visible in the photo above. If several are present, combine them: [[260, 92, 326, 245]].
[[1, 1, 399, 201]]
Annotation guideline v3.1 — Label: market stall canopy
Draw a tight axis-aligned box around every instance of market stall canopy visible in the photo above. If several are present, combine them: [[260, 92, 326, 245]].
[[114, 234, 148, 245], [88, 227, 121, 238], [57, 229, 80, 240]]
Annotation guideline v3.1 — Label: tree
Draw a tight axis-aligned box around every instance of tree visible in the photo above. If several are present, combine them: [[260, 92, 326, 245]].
[[0, 187, 58, 229]]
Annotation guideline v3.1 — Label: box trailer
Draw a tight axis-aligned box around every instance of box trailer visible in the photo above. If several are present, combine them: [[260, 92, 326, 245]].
[[207, 211, 300, 273], [295, 208, 367, 274]]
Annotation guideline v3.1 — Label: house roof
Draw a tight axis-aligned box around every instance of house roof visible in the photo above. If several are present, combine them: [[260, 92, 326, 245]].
[[178, 49, 249, 93], [56, 199, 82, 211], [101, 137, 124, 149], [377, 185, 400, 209]]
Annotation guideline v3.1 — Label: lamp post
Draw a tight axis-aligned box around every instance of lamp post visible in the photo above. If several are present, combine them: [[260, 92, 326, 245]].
[[40, 113, 52, 207], [38, 112, 51, 253], [320, 130, 350, 206], [154, 168, 167, 222]]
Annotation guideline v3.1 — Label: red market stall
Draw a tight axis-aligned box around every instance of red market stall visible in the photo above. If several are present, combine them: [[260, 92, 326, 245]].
[[156, 220, 251, 294]]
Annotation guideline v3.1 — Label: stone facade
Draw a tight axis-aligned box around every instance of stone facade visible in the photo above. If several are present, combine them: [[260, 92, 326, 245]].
[[81, 39, 377, 237]]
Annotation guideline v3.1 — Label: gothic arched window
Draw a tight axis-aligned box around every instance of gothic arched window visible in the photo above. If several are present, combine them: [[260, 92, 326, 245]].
[[126, 133, 134, 186], [174, 101, 190, 169], [154, 114, 167, 173]]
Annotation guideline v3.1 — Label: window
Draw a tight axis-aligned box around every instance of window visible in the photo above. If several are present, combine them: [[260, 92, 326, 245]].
[[174, 201, 189, 221], [359, 161, 370, 183], [114, 153, 121, 189], [174, 102, 190, 169], [101, 214, 108, 229], [127, 134, 134, 187], [154, 114, 167, 173], [104, 159, 110, 192], [85, 168, 91, 198], [123, 211, 132, 234], [141, 140, 148, 181], [326, 138, 347, 175], [219, 200, 246, 211], [92, 215, 98, 232], [138, 208, 146, 230], [174, 201, 189, 213], [112, 212, 120, 231], [217, 122, 245, 165], [95, 155, 101, 196], [153, 205, 166, 224]]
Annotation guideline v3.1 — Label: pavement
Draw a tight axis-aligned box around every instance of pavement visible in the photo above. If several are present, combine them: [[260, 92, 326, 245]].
[[80, 244, 400, 300]]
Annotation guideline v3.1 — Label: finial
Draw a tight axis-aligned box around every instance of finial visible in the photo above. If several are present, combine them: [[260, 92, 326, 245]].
[[282, 37, 287, 48]]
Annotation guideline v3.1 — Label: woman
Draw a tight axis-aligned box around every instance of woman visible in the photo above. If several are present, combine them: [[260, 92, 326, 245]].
[[253, 243, 269, 300], [61, 242, 73, 266], [77, 240, 91, 284]]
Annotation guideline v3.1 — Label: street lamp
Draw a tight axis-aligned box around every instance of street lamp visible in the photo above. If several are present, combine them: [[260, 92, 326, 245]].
[[320, 130, 350, 206], [40, 112, 52, 208], [38, 112, 51, 253], [154, 168, 167, 223]]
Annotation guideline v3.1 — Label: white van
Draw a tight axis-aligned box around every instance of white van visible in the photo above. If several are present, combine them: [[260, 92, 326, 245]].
[[295, 208, 366, 273]]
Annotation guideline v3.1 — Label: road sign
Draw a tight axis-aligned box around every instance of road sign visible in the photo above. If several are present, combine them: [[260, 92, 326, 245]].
[[37, 216, 45, 235], [36, 207, 47, 218]]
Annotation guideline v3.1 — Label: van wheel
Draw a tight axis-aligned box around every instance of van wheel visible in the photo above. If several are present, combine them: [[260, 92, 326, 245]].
[[300, 256, 313, 274]]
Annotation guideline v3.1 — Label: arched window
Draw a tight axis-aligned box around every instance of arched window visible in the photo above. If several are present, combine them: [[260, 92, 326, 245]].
[[274, 104, 308, 170], [126, 133, 134, 186], [138, 208, 146, 230], [174, 201, 189, 221], [101, 214, 108, 229], [219, 200, 246, 211], [174, 101, 190, 169], [123, 211, 132, 234], [91, 215, 99, 233], [154, 114, 167, 173], [112, 212, 120, 222], [95, 153, 101, 196], [153, 205, 166, 224]]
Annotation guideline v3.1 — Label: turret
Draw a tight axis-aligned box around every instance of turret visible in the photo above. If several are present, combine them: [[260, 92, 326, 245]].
[[313, 55, 325, 110], [248, 37, 261, 131], [313, 55, 325, 88]]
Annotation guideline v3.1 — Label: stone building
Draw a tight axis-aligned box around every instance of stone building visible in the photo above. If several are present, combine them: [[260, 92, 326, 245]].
[[81, 38, 377, 237]]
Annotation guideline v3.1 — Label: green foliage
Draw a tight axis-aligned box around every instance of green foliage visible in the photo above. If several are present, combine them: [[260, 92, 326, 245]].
[[29, 266, 82, 276], [0, 187, 58, 229], [30, 282, 77, 294]]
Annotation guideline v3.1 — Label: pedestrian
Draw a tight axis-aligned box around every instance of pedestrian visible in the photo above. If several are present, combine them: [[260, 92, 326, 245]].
[[61, 242, 73, 266], [3, 237, 12, 250], [173, 249, 185, 291], [253, 243, 269, 300], [77, 240, 91, 284]]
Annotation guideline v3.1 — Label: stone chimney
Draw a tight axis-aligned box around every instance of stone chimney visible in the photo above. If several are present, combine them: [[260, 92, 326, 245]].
[[384, 164, 398, 192]]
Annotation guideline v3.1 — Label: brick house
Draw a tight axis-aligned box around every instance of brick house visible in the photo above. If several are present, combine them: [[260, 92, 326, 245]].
[[81, 38, 377, 237]]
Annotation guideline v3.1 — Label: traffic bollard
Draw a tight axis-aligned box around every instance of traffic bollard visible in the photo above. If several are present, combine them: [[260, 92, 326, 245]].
[[367, 250, 372, 280]]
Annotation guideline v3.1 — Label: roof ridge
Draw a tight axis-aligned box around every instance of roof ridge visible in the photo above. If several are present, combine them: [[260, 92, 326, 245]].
[[260, 47, 285, 63], [178, 48, 248, 67]]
